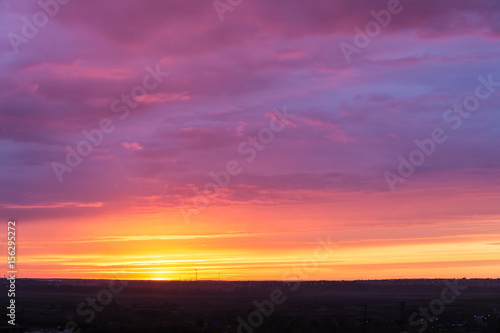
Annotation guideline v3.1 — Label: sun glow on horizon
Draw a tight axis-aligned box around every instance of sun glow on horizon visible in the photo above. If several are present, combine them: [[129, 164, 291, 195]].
[[10, 212, 500, 281]]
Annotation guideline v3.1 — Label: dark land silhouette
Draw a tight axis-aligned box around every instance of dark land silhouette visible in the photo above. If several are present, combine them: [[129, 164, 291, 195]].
[[1, 278, 499, 332]]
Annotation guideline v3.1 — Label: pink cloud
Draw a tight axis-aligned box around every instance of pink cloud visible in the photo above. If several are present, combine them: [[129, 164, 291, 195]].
[[121, 142, 144, 151]]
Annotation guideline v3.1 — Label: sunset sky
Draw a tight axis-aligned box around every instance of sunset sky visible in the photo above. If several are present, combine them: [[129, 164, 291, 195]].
[[1, 0, 500, 281]]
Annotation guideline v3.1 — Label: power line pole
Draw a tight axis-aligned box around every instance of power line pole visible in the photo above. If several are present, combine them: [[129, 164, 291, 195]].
[[363, 302, 367, 333], [400, 301, 406, 332]]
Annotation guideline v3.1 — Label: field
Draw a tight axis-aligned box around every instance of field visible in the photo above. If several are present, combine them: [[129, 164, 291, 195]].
[[1, 279, 499, 332]]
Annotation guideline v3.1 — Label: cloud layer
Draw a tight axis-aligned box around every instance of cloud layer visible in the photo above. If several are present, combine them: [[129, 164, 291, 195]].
[[1, 0, 500, 279]]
